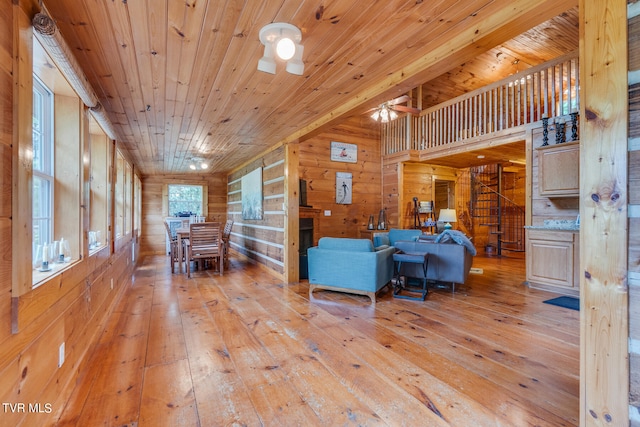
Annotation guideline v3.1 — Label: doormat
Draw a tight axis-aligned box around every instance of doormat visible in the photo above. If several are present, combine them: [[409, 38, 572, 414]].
[[469, 267, 483, 274], [543, 296, 579, 311]]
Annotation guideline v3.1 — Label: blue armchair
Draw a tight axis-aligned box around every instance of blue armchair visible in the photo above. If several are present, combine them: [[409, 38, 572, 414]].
[[307, 237, 396, 303]]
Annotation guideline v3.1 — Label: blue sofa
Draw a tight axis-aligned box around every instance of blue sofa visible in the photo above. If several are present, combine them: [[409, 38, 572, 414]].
[[373, 228, 422, 248], [307, 237, 396, 303]]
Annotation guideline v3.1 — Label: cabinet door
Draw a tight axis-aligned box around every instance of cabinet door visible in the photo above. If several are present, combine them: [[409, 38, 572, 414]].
[[527, 238, 574, 289], [538, 142, 579, 197]]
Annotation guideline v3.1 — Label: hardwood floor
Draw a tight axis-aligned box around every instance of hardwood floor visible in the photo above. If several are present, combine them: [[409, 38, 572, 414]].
[[55, 253, 579, 426]]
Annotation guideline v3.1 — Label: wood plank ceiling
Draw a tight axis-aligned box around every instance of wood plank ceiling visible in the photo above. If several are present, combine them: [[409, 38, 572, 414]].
[[40, 0, 578, 176]]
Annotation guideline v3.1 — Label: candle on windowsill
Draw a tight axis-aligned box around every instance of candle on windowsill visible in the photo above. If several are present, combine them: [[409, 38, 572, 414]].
[[42, 242, 49, 270]]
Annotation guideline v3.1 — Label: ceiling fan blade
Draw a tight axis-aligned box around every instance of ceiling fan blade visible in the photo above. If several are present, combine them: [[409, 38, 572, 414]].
[[387, 95, 410, 106], [392, 105, 421, 114]]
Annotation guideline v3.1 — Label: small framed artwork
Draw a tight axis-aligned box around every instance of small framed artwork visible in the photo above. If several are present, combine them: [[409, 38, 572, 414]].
[[330, 141, 357, 163], [336, 172, 352, 204]]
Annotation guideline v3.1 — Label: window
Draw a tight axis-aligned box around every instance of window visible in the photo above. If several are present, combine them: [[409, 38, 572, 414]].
[[32, 75, 54, 261], [89, 115, 110, 252], [115, 151, 125, 238], [30, 36, 82, 286], [168, 185, 204, 216]]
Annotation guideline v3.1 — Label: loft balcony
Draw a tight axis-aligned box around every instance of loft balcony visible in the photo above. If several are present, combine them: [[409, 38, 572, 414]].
[[382, 51, 579, 162]]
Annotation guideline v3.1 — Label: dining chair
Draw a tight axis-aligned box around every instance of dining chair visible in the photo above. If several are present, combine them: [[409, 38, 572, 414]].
[[222, 219, 234, 268], [163, 221, 179, 273], [187, 222, 223, 278]]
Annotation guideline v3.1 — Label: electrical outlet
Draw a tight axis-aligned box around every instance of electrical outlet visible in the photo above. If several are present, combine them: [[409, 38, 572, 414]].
[[324, 210, 331, 216], [58, 342, 65, 367]]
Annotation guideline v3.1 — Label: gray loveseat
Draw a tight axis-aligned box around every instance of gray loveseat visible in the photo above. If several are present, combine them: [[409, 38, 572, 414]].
[[378, 229, 476, 291]]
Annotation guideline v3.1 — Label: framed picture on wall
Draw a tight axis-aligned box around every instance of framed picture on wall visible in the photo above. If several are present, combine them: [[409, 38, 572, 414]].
[[336, 172, 352, 204], [241, 167, 263, 220], [330, 141, 357, 163]]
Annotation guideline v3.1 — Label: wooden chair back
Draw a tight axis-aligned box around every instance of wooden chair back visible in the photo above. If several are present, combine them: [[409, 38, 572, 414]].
[[187, 222, 223, 277], [222, 219, 234, 240]]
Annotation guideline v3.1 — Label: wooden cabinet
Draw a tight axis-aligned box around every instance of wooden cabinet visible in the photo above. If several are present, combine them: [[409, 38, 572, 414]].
[[526, 229, 580, 296], [537, 141, 580, 197]]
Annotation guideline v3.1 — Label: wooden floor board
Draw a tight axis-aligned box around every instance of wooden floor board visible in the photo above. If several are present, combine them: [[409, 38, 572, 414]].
[[56, 253, 579, 426]]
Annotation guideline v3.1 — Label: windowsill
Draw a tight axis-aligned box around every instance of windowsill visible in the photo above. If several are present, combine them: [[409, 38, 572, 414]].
[[32, 258, 77, 289], [89, 243, 107, 256]]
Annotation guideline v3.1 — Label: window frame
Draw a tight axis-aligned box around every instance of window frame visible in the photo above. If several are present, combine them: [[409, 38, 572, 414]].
[[32, 75, 54, 257], [167, 184, 205, 217]]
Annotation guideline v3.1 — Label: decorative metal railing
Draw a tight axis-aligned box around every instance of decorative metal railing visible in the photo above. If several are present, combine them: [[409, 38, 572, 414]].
[[382, 51, 579, 155]]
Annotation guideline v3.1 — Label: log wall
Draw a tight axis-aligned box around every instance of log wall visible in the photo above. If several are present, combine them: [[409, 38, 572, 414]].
[[299, 117, 381, 239], [0, 3, 140, 425], [227, 146, 287, 276]]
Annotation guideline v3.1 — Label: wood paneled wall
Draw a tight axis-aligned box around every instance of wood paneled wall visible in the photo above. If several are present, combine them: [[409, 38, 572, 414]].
[[139, 173, 228, 255], [399, 163, 460, 230], [299, 117, 381, 239], [628, 3, 640, 421], [530, 127, 579, 224], [227, 146, 287, 275], [0, 3, 140, 425]]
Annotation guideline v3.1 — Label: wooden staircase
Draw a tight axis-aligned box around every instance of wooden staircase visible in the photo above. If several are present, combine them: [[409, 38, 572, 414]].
[[471, 164, 525, 255]]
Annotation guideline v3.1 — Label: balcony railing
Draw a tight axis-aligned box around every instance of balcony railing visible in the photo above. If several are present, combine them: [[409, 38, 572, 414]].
[[383, 51, 579, 155]]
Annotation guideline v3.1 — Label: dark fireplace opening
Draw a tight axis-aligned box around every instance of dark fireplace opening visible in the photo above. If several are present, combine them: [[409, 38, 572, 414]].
[[299, 217, 314, 279]]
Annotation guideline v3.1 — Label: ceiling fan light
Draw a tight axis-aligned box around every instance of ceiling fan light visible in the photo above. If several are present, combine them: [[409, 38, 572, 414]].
[[389, 109, 398, 120], [380, 107, 390, 122], [371, 110, 380, 121]]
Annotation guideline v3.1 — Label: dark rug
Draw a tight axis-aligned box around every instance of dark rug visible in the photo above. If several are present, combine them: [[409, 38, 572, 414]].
[[543, 296, 579, 311]]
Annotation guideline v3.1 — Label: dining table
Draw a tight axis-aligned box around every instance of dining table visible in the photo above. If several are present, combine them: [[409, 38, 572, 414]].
[[175, 226, 190, 273]]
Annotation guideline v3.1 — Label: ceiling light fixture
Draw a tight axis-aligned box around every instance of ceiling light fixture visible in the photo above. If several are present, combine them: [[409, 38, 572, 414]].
[[189, 157, 209, 171], [370, 104, 398, 123], [258, 22, 304, 75]]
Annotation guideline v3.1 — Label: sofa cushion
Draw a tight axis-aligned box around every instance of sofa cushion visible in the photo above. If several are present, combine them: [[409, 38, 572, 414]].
[[388, 228, 422, 246], [318, 237, 374, 252]]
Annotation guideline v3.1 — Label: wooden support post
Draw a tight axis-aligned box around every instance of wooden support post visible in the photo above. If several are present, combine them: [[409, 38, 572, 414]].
[[284, 141, 300, 283], [579, 0, 629, 424]]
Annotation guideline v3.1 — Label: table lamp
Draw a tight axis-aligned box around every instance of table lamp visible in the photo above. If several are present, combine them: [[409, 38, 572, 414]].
[[439, 208, 457, 230]]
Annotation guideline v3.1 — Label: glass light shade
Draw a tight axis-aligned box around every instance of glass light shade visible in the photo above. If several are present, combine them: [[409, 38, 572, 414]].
[[285, 44, 304, 75], [189, 164, 196, 170], [257, 43, 277, 74], [276, 37, 296, 60], [200, 163, 208, 169]]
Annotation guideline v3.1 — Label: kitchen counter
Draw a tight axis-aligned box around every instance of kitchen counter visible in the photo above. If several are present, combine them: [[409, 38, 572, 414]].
[[524, 219, 579, 232]]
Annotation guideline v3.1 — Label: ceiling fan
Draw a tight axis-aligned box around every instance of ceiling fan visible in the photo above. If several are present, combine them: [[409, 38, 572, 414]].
[[369, 95, 421, 123]]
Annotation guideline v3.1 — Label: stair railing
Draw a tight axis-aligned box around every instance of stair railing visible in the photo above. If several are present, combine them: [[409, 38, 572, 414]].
[[471, 173, 526, 255]]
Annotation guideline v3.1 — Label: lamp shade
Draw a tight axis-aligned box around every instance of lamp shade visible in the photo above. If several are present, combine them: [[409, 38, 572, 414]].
[[439, 209, 457, 229]]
